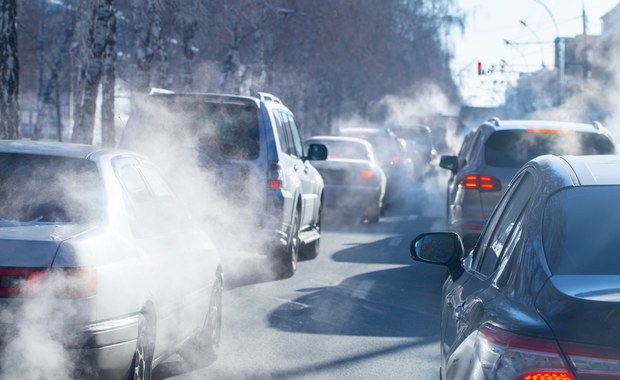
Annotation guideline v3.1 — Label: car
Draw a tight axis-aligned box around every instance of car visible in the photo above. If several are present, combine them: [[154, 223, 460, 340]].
[[388, 124, 437, 179], [0, 140, 222, 379], [338, 127, 413, 205], [409, 153, 620, 380], [439, 118, 616, 248], [120, 90, 327, 279], [305, 136, 387, 223]]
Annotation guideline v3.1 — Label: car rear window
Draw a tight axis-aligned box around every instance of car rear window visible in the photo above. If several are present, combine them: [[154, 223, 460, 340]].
[[0, 154, 103, 224], [543, 186, 620, 275], [310, 140, 369, 160], [485, 130, 616, 168], [125, 99, 260, 161], [340, 131, 394, 163]]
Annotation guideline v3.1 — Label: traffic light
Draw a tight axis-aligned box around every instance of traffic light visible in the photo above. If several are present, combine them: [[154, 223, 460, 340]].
[[477, 61, 482, 75]]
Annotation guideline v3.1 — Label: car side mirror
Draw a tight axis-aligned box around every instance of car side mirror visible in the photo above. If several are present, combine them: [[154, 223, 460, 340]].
[[409, 232, 464, 280], [306, 143, 328, 161], [439, 155, 458, 174]]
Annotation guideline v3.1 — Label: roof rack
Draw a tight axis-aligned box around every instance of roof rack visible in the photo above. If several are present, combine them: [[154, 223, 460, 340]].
[[257, 92, 282, 104], [487, 117, 501, 127], [149, 87, 175, 95], [592, 121, 603, 132]]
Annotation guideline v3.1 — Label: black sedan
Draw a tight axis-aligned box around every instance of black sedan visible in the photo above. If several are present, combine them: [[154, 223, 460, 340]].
[[0, 140, 222, 379], [409, 154, 620, 380]]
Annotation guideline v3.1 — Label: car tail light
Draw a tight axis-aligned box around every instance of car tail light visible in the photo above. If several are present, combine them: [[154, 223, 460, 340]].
[[361, 170, 373, 179], [561, 341, 620, 379], [462, 174, 501, 191], [268, 161, 285, 189], [476, 324, 573, 380], [0, 267, 97, 299], [526, 129, 575, 134]]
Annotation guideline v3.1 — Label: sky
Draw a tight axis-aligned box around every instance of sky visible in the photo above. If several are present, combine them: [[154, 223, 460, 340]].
[[452, 0, 620, 106]]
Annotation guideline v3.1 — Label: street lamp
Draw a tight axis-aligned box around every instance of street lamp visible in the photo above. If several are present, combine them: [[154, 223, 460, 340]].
[[519, 20, 546, 69]]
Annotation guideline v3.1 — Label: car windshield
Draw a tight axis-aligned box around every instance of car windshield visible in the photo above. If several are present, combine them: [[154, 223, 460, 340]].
[[311, 140, 369, 160], [543, 186, 620, 275], [485, 130, 616, 168], [0, 154, 103, 224]]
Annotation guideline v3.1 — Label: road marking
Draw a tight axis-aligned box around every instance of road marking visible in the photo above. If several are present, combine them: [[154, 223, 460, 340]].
[[352, 280, 375, 300], [389, 237, 402, 247]]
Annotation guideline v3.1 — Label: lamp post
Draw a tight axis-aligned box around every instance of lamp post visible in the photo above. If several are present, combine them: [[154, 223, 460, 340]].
[[532, 0, 563, 104], [519, 20, 546, 69]]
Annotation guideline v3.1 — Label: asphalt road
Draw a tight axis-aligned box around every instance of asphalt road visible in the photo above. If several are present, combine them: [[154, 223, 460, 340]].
[[155, 173, 450, 380]]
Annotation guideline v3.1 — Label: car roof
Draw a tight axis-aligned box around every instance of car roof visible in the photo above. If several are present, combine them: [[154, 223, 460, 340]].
[[561, 154, 620, 186], [0, 140, 122, 160], [483, 119, 606, 134], [339, 127, 386, 134]]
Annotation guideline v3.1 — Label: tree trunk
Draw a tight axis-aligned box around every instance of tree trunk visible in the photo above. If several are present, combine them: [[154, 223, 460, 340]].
[[0, 0, 20, 140], [72, 0, 114, 144], [101, 1, 116, 146]]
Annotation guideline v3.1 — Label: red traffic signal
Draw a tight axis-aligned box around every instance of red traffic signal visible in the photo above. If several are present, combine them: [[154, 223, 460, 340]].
[[477, 61, 482, 75]]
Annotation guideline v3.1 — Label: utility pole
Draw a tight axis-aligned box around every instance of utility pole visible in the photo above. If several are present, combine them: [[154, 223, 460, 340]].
[[582, 0, 590, 79]]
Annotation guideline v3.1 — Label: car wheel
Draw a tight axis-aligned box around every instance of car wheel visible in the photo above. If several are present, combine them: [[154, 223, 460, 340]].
[[365, 202, 380, 223], [277, 212, 299, 279], [127, 315, 153, 380], [181, 271, 223, 368]]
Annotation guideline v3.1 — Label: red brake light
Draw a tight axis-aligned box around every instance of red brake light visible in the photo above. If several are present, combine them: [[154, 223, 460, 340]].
[[269, 179, 281, 189], [526, 129, 575, 134], [268, 161, 284, 189], [462, 174, 501, 191], [361, 170, 373, 179], [522, 373, 572, 380], [0, 267, 97, 298]]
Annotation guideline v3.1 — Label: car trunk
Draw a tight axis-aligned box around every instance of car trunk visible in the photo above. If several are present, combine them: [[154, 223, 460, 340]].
[[0, 224, 89, 267], [313, 159, 377, 187], [536, 275, 620, 350]]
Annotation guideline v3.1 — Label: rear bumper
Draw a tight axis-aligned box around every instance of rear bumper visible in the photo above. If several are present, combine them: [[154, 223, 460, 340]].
[[0, 314, 139, 379], [323, 185, 382, 213]]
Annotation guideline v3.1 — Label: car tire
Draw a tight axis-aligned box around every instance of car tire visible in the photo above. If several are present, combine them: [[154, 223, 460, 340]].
[[365, 202, 380, 223], [181, 270, 223, 368], [126, 315, 153, 380], [276, 212, 299, 279]]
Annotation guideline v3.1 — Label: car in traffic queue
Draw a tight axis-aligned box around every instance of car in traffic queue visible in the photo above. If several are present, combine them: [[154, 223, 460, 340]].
[[121, 89, 328, 278], [0, 140, 222, 379], [388, 124, 438, 180], [338, 127, 413, 206], [439, 118, 616, 248], [410, 154, 620, 380], [305, 136, 386, 223]]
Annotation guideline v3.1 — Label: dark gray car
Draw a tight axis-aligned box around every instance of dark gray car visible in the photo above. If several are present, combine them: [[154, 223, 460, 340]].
[[440, 118, 616, 248], [410, 154, 620, 379], [0, 140, 222, 379]]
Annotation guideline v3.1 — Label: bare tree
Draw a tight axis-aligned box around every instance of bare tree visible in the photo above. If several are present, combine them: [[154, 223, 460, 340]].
[[72, 0, 116, 144], [131, 0, 167, 93], [0, 0, 20, 139]]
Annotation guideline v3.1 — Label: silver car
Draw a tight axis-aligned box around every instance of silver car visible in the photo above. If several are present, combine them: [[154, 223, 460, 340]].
[[440, 118, 616, 248], [305, 136, 387, 223], [0, 140, 222, 379]]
